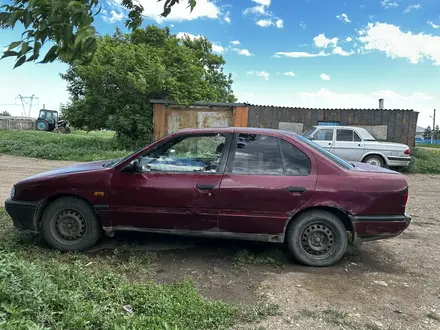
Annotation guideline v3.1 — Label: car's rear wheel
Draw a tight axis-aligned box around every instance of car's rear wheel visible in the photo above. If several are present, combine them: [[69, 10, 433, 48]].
[[41, 197, 101, 251], [363, 155, 384, 167], [286, 210, 347, 267]]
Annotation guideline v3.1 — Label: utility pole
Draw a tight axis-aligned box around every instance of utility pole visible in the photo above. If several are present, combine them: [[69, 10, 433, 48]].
[[15, 94, 39, 117], [430, 109, 436, 144]]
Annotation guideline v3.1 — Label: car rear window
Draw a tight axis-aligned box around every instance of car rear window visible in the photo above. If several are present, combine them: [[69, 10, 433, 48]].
[[295, 135, 354, 170]]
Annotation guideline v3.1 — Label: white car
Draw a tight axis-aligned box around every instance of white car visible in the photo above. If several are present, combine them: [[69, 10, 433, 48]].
[[302, 125, 411, 168]]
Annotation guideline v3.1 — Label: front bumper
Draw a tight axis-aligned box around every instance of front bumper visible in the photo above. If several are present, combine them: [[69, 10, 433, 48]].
[[351, 213, 411, 243], [4, 198, 40, 233]]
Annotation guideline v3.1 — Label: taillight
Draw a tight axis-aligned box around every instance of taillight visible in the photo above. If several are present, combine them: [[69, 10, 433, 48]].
[[401, 190, 409, 207], [404, 149, 410, 155]]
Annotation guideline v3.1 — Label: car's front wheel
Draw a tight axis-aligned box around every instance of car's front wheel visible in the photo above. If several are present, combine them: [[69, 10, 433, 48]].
[[41, 197, 101, 251], [286, 210, 348, 267]]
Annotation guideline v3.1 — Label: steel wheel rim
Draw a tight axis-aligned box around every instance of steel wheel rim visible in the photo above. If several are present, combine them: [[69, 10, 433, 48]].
[[37, 122, 46, 130], [366, 158, 381, 166], [299, 223, 336, 259], [50, 209, 87, 245]]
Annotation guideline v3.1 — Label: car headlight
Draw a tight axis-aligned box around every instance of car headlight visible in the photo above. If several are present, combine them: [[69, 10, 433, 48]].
[[10, 185, 15, 199]]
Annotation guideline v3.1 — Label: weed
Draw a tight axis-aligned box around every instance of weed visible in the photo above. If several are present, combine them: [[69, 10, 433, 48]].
[[233, 248, 286, 268], [427, 311, 440, 322], [0, 130, 129, 162]]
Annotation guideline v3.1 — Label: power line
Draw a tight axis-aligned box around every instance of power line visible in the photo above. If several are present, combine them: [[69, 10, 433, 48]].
[[15, 94, 39, 117]]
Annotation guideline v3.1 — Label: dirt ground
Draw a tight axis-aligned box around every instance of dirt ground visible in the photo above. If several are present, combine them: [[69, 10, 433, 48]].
[[1, 154, 440, 330]]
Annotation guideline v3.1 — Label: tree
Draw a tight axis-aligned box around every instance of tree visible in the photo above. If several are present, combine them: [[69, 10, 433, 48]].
[[434, 125, 440, 140], [423, 126, 432, 140], [61, 26, 236, 148], [0, 0, 196, 68], [0, 110, 11, 116]]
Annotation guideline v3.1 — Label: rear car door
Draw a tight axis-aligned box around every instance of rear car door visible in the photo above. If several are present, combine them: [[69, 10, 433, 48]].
[[218, 133, 317, 237], [311, 128, 335, 152], [333, 129, 365, 161], [106, 133, 231, 231]]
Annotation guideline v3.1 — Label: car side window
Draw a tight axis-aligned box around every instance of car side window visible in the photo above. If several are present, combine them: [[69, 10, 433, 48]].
[[279, 139, 311, 176], [313, 129, 334, 141], [336, 129, 354, 141], [140, 134, 227, 173], [353, 131, 362, 142], [231, 134, 283, 175]]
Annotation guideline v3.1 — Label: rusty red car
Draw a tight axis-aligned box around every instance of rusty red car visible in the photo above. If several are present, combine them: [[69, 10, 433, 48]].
[[5, 127, 411, 266]]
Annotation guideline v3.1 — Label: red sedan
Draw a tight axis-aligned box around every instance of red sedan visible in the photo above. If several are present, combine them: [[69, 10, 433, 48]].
[[5, 128, 411, 266]]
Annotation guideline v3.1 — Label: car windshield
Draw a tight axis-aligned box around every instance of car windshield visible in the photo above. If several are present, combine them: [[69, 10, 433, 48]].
[[301, 127, 316, 138], [295, 135, 354, 170]]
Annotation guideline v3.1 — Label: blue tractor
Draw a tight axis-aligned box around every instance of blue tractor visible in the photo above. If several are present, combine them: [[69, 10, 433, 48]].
[[35, 109, 70, 133]]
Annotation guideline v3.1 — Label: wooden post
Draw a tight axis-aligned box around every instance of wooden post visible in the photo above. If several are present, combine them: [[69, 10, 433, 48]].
[[233, 106, 249, 127], [153, 103, 166, 141]]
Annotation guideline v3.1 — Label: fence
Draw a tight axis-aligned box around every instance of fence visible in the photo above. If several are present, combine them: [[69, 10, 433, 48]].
[[0, 116, 35, 130]]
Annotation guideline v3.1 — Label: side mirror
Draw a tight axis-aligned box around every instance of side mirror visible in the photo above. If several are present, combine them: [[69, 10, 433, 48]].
[[121, 158, 141, 173]]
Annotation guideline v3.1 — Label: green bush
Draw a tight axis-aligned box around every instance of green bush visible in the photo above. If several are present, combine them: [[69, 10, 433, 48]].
[[405, 148, 440, 174]]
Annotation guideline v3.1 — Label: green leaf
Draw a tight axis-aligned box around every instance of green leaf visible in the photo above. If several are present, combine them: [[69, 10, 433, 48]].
[[21, 42, 29, 54], [1, 50, 18, 59], [13, 55, 26, 69], [39, 45, 58, 63], [23, 10, 31, 28], [8, 41, 22, 50], [188, 0, 196, 11], [82, 37, 97, 54]]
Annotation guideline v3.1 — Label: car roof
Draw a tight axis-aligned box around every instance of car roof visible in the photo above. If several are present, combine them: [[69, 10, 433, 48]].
[[173, 127, 299, 137], [312, 125, 366, 130]]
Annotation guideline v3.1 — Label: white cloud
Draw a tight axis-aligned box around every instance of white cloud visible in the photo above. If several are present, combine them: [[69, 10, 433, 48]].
[[346, 37, 353, 42], [230, 40, 241, 45], [224, 11, 231, 23], [256, 19, 273, 27], [428, 21, 440, 29], [140, 0, 220, 23], [336, 13, 351, 23], [276, 19, 284, 28], [381, 0, 398, 9], [102, 10, 124, 23], [332, 47, 353, 56], [176, 32, 202, 40], [234, 48, 254, 56], [284, 71, 295, 77], [359, 22, 440, 65], [247, 70, 270, 80], [299, 21, 307, 30], [320, 73, 331, 81], [313, 33, 338, 48], [244, 0, 270, 15], [256, 18, 283, 28], [404, 4, 421, 14], [212, 44, 224, 53], [274, 51, 330, 58]]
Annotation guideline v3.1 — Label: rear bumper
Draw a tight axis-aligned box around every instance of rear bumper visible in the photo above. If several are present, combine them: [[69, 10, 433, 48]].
[[4, 198, 40, 233], [387, 156, 411, 167], [351, 214, 411, 243]]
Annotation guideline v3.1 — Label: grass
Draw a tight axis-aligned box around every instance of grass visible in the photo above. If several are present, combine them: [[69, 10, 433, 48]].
[[298, 309, 383, 330], [404, 148, 440, 174], [233, 248, 287, 268], [0, 130, 130, 162], [416, 143, 440, 149], [427, 311, 440, 322], [0, 209, 279, 329]]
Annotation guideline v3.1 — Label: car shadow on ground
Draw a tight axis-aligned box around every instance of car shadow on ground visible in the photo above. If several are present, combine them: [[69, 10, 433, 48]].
[[83, 232, 407, 303]]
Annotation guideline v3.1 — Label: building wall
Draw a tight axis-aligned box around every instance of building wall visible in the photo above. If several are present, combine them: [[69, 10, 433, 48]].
[[248, 105, 419, 147], [0, 116, 35, 130]]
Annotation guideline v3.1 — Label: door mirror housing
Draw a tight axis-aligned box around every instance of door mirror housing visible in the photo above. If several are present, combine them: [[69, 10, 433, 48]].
[[121, 158, 141, 173]]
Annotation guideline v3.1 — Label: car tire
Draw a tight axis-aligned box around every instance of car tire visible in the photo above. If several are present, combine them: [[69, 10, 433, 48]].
[[41, 197, 101, 251], [363, 155, 385, 167], [286, 210, 348, 267]]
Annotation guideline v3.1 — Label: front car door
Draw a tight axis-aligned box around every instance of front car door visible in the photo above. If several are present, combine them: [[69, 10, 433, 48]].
[[218, 132, 317, 239], [333, 129, 365, 161], [106, 132, 232, 231], [311, 128, 335, 152]]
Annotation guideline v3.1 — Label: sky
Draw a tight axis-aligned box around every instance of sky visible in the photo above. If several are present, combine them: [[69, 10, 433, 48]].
[[0, 0, 439, 127]]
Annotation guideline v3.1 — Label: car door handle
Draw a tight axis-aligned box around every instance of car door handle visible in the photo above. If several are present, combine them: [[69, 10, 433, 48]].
[[287, 186, 306, 194], [196, 184, 215, 191]]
